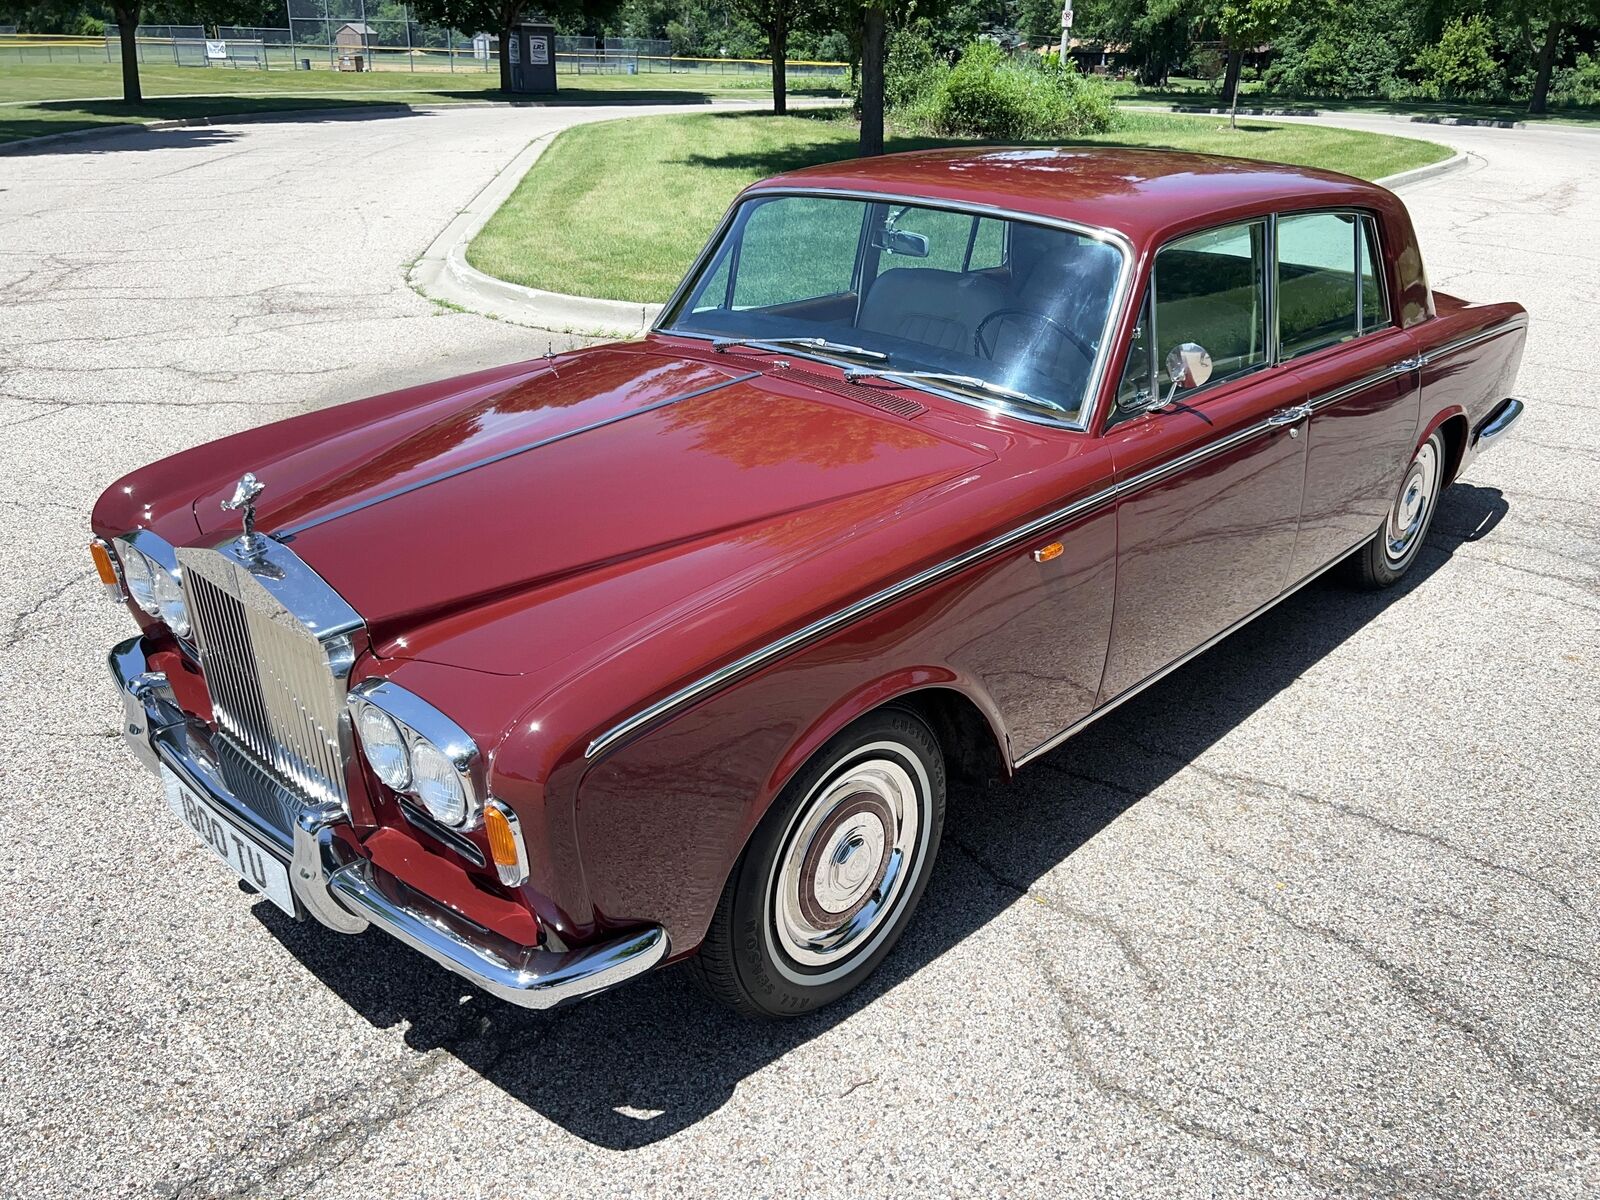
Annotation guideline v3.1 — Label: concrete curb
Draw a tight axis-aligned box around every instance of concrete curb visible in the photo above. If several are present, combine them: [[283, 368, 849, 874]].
[[409, 127, 662, 337], [1374, 150, 1473, 190]]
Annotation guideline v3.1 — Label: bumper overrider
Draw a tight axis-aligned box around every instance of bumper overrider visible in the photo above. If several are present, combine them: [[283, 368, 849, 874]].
[[109, 636, 667, 1009]]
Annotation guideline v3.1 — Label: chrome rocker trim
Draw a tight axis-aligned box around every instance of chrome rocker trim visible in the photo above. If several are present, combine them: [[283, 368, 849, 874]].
[[109, 636, 668, 1010]]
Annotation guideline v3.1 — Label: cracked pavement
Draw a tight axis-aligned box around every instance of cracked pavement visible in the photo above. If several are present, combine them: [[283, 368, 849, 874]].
[[2, 110, 1598, 1198]]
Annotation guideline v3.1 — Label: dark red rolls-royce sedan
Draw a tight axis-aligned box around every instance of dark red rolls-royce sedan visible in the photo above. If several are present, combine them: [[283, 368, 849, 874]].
[[93, 148, 1526, 1017]]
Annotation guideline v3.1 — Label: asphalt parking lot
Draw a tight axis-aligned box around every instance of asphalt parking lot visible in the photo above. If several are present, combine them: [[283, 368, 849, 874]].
[[2, 107, 1597, 1198]]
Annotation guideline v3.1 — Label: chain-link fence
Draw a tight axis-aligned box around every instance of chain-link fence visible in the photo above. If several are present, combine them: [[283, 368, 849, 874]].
[[2, 27, 849, 78]]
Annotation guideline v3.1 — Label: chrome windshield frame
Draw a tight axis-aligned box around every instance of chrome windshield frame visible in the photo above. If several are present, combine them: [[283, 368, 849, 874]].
[[653, 186, 1137, 433]]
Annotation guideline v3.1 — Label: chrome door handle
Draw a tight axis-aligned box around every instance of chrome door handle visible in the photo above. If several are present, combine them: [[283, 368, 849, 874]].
[[1398, 354, 1425, 371], [1267, 405, 1311, 427]]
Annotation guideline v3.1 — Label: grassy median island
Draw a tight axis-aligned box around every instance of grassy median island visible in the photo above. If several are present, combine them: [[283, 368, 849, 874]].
[[0, 62, 843, 146], [466, 109, 1450, 304]]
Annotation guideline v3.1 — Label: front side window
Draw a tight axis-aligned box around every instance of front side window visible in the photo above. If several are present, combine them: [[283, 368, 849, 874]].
[[1278, 211, 1360, 358], [1138, 220, 1269, 398], [664, 193, 1125, 424]]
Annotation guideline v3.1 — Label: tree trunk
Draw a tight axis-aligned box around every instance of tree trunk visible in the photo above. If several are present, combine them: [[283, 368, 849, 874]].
[[1228, 46, 1242, 129], [1221, 46, 1242, 109], [859, 5, 886, 157], [769, 15, 786, 115], [1529, 21, 1560, 115], [498, 22, 513, 92], [115, 4, 142, 105]]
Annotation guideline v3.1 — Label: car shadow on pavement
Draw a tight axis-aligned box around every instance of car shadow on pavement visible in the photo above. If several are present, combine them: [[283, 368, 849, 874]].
[[258, 482, 1508, 1150], [2, 102, 437, 157]]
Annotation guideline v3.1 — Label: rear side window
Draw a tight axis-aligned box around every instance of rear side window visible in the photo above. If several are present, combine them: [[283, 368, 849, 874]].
[[1151, 220, 1268, 392], [1277, 212, 1360, 358]]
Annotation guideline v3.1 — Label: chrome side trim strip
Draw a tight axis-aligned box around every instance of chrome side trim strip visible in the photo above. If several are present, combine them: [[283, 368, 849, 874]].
[[1419, 317, 1526, 367], [1014, 533, 1372, 766], [277, 372, 761, 537], [586, 407, 1294, 761]]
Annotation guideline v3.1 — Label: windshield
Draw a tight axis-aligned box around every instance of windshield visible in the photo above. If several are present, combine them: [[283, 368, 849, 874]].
[[660, 193, 1125, 424]]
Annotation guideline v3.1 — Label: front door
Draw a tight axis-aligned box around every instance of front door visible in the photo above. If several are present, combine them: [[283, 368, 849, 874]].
[[1100, 218, 1309, 700]]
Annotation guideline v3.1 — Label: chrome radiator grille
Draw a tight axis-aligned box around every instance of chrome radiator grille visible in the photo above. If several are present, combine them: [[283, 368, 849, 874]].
[[177, 542, 362, 810]]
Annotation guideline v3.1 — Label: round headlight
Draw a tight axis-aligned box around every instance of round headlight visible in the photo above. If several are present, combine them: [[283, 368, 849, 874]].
[[356, 703, 410, 791], [410, 740, 469, 826], [151, 565, 190, 638], [119, 544, 160, 616]]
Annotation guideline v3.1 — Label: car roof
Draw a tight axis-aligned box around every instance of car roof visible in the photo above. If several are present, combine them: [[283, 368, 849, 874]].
[[750, 147, 1397, 250]]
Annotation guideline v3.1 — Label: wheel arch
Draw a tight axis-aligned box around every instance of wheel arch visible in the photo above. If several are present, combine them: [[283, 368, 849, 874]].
[[763, 671, 1011, 806], [1420, 407, 1470, 485]]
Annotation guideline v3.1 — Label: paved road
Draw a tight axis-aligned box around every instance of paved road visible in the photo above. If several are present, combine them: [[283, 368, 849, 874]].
[[2, 109, 1597, 1199]]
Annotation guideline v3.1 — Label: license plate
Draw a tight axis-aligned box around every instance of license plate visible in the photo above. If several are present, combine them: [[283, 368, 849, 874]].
[[160, 765, 297, 917]]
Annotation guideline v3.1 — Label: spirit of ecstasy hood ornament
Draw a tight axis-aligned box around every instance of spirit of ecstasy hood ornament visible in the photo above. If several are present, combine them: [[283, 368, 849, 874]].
[[221, 472, 267, 554]]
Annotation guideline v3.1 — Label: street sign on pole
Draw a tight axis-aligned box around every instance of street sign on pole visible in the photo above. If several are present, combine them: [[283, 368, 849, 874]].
[[1059, 4, 1073, 60]]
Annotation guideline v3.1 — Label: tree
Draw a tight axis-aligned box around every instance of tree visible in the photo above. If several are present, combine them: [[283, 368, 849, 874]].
[[729, 0, 801, 113], [409, 0, 622, 92], [1511, 0, 1600, 113], [1216, 0, 1291, 126]]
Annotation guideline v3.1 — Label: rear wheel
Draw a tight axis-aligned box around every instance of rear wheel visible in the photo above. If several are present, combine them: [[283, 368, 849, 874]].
[[1349, 430, 1444, 589], [688, 707, 945, 1018]]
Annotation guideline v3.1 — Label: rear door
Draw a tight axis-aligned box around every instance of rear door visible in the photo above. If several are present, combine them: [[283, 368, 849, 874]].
[[1100, 219, 1310, 700], [1279, 210, 1422, 579]]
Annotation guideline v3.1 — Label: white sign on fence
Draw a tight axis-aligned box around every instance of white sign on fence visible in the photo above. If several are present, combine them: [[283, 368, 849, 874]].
[[205, 39, 227, 60]]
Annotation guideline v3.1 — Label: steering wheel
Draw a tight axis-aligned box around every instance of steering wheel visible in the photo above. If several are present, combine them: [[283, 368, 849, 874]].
[[974, 308, 1095, 365]]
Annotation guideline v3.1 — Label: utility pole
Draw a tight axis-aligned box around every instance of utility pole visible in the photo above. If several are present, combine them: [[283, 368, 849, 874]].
[[1058, 3, 1072, 60]]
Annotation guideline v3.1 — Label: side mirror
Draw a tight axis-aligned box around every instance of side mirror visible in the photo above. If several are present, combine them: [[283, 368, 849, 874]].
[[1165, 342, 1213, 392]]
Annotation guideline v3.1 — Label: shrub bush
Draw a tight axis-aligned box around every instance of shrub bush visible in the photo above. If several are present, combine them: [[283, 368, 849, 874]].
[[899, 41, 1117, 140], [1551, 53, 1600, 108], [1412, 16, 1504, 101]]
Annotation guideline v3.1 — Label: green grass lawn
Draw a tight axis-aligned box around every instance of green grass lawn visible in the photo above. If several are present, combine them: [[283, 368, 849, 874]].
[[0, 61, 843, 145], [1116, 75, 1600, 127], [466, 109, 1452, 304]]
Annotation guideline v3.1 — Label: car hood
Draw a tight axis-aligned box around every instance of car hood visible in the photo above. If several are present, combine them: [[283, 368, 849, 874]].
[[191, 345, 996, 676]]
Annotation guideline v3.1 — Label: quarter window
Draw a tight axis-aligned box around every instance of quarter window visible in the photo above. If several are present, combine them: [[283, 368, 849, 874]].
[[1359, 215, 1389, 330], [1277, 211, 1360, 358]]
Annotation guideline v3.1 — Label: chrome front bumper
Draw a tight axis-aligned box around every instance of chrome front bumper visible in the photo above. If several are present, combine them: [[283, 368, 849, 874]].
[[109, 637, 667, 1010]]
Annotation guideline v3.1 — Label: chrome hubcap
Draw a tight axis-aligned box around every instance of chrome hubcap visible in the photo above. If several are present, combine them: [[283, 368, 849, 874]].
[[772, 753, 922, 969], [1385, 440, 1439, 564]]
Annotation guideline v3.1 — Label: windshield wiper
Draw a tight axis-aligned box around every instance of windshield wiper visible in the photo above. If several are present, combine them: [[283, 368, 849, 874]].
[[842, 368, 1067, 414], [710, 336, 888, 362]]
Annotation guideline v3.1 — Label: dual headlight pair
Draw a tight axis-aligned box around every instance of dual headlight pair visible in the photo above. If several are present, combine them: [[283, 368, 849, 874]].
[[348, 680, 479, 829], [348, 682, 529, 887], [110, 535, 190, 638]]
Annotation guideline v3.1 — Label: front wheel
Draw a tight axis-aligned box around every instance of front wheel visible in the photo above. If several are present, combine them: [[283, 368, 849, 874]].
[[1349, 430, 1445, 589], [688, 707, 945, 1018]]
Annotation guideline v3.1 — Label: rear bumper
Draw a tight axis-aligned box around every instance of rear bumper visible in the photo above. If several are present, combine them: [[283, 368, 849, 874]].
[[108, 636, 667, 1010], [1463, 397, 1525, 470]]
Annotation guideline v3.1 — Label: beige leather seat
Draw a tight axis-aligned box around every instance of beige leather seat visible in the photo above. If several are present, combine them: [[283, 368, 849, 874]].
[[858, 268, 1009, 354]]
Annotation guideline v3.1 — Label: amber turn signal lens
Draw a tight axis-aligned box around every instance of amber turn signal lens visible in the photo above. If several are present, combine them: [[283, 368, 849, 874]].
[[90, 539, 120, 586], [484, 805, 519, 868], [1032, 542, 1065, 564]]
